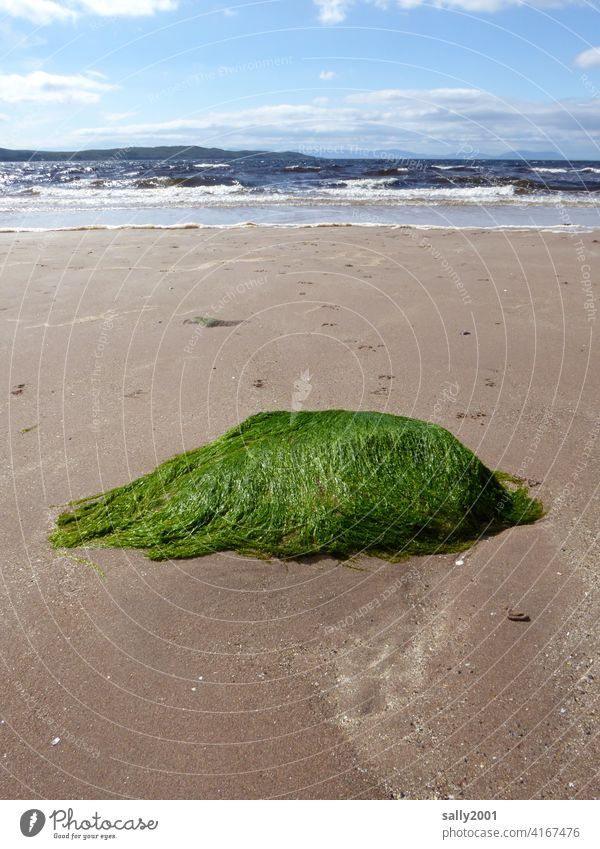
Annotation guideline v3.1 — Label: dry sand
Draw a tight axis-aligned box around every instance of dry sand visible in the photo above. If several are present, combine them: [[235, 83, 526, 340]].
[[1, 224, 598, 799]]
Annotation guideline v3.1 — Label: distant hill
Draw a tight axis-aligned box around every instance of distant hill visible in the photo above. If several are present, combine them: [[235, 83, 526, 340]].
[[0, 144, 587, 162], [0, 145, 317, 163], [335, 148, 574, 161]]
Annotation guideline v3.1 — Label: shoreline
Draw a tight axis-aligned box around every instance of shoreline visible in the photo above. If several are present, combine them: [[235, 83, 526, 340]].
[[1, 197, 599, 233], [2, 225, 598, 799], [2, 220, 600, 234]]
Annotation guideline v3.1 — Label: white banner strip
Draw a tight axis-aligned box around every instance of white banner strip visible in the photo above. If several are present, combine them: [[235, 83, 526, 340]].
[[0, 800, 599, 848]]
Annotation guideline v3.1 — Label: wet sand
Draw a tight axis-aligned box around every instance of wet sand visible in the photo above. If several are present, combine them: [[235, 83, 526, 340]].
[[1, 225, 598, 799]]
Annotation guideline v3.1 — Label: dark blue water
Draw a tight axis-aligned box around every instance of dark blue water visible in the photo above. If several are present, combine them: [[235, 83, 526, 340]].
[[1, 156, 599, 229]]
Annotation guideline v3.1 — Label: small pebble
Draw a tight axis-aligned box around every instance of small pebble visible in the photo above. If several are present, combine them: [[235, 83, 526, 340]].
[[455, 558, 464, 566], [50, 737, 60, 747]]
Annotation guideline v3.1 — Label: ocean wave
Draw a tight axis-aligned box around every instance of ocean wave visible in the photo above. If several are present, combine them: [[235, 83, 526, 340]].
[[432, 164, 477, 171], [2, 171, 599, 213], [512, 178, 546, 193], [283, 164, 322, 172], [193, 162, 231, 169], [339, 177, 400, 189], [533, 167, 571, 174], [311, 181, 519, 203], [367, 167, 409, 176], [390, 185, 518, 202], [51, 166, 94, 183], [434, 174, 561, 194], [4, 185, 596, 212], [135, 175, 242, 189]]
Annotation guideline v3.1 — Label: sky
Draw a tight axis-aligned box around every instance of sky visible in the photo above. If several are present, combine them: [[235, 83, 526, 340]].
[[0, 0, 600, 157]]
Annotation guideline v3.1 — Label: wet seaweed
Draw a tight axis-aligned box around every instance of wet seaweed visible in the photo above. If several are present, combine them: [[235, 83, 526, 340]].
[[182, 316, 241, 327], [49, 410, 543, 562]]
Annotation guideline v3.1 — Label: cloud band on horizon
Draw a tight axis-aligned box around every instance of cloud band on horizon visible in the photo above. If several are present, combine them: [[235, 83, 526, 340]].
[[72, 87, 600, 156]]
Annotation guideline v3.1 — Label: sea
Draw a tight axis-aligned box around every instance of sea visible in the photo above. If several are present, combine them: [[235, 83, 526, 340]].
[[1, 155, 599, 231]]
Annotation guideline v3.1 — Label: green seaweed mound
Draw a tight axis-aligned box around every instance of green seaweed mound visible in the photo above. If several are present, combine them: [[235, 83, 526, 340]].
[[50, 410, 543, 562]]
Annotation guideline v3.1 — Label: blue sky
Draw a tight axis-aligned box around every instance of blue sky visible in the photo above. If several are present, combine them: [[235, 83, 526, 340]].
[[1, 0, 600, 156]]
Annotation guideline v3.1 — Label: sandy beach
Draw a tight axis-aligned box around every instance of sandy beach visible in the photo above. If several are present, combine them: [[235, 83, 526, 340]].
[[1, 224, 598, 800]]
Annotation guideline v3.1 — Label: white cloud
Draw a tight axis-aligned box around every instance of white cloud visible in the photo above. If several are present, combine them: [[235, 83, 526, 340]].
[[0, 0, 76, 23], [575, 47, 600, 69], [0, 70, 115, 103], [319, 70, 338, 80], [315, 0, 352, 24], [77, 0, 177, 14], [75, 87, 600, 155], [0, 0, 177, 24], [314, 0, 579, 23], [347, 87, 484, 104]]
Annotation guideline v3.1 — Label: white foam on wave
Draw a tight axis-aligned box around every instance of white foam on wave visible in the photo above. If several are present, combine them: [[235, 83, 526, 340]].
[[2, 175, 599, 216], [0, 180, 247, 212], [193, 162, 231, 169], [338, 177, 399, 189], [370, 167, 409, 174], [317, 182, 518, 203], [535, 165, 600, 176], [432, 164, 474, 171]]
